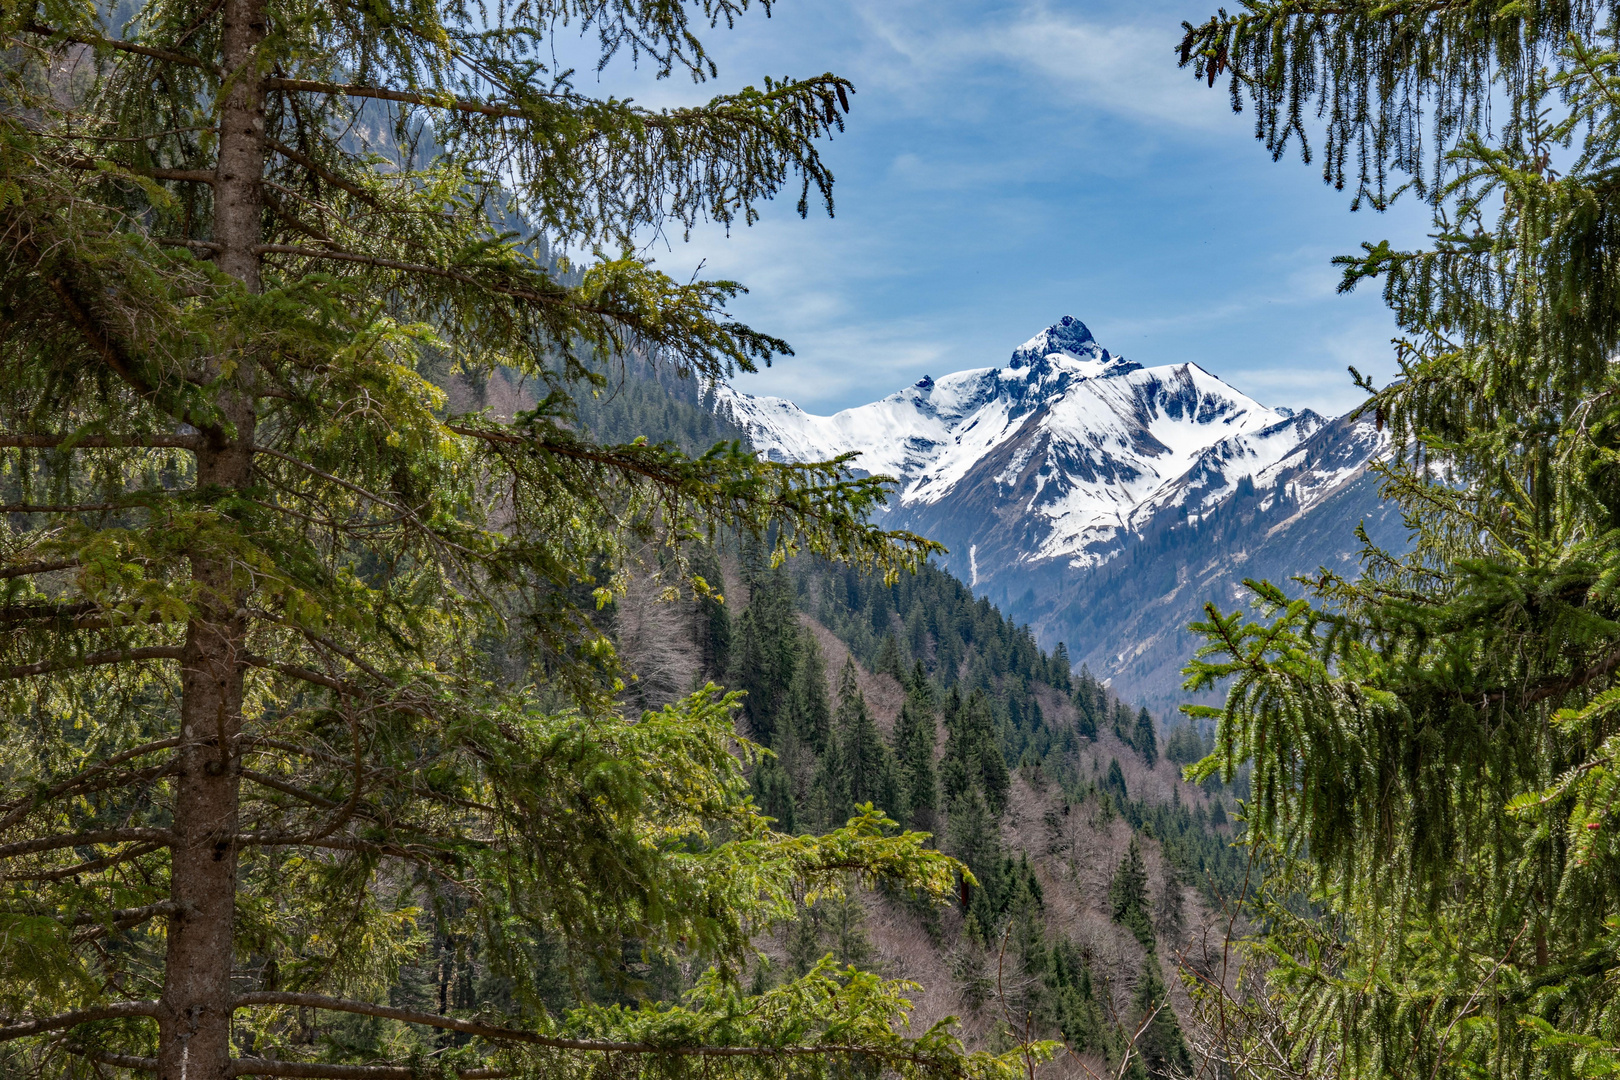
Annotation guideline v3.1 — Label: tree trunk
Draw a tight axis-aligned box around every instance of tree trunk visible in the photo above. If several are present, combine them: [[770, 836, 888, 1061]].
[[158, 1, 264, 1075]]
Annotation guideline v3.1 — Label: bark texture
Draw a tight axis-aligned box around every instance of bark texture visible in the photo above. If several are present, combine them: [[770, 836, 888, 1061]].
[[157, 0, 265, 1075]]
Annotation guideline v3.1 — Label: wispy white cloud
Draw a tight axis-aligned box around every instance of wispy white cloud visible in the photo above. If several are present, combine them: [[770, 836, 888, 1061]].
[[838, 1, 1236, 133], [546, 0, 1428, 420], [989, 7, 1235, 131]]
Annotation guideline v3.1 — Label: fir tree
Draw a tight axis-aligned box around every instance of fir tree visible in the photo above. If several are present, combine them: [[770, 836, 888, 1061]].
[[946, 788, 1003, 924], [1129, 960, 1192, 1080], [894, 666, 941, 832], [951, 689, 1009, 815], [805, 749, 844, 835], [1111, 701, 1136, 747], [731, 561, 800, 746], [940, 685, 971, 807], [1179, 4, 1620, 1074], [1132, 707, 1158, 768], [1074, 669, 1101, 741], [1164, 722, 1203, 767], [1044, 939, 1105, 1056], [876, 631, 907, 681], [834, 659, 903, 821], [1153, 871, 1185, 943], [1108, 838, 1153, 949], [691, 544, 733, 681], [786, 628, 833, 753], [1106, 758, 1129, 804], [0, 2, 1028, 1076], [1050, 641, 1073, 692], [752, 753, 797, 834]]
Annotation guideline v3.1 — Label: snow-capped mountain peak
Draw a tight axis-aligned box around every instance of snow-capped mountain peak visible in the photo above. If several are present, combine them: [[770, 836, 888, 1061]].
[[709, 316, 1355, 572], [1007, 314, 1139, 379]]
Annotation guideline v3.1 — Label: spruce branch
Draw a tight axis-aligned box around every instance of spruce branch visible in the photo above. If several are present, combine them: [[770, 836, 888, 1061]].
[[0, 1001, 161, 1043], [0, 829, 173, 861], [1, 843, 167, 882], [0, 646, 186, 681], [234, 990, 1003, 1065], [0, 434, 204, 449]]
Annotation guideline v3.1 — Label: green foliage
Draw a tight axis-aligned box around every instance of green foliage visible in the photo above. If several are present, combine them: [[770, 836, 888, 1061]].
[[894, 665, 941, 831], [1164, 721, 1206, 766], [828, 659, 905, 823], [945, 789, 1003, 930], [1128, 959, 1193, 1080], [563, 957, 1058, 1080], [787, 632, 834, 755], [692, 544, 734, 680], [1073, 670, 1104, 740], [731, 559, 802, 745], [876, 632, 908, 681], [1109, 838, 1154, 951], [942, 689, 1011, 816], [1132, 707, 1159, 768], [1180, 5, 1620, 1077], [1039, 939, 1107, 1057], [1177, 0, 1609, 207], [705, 541, 1233, 1078], [796, 559, 1072, 712], [1106, 758, 1129, 804]]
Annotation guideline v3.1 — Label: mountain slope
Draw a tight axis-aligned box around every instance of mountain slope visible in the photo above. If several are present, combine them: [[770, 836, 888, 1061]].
[[1017, 412, 1403, 710], [710, 317, 1393, 707]]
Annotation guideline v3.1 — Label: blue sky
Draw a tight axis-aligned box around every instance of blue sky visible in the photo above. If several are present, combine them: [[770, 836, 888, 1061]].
[[587, 0, 1433, 418]]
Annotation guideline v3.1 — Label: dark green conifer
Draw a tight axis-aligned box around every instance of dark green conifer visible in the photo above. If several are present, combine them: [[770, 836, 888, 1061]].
[[964, 690, 1011, 815], [1133, 707, 1158, 768], [1045, 939, 1105, 1056], [1074, 670, 1101, 741], [940, 685, 971, 807], [1165, 722, 1203, 767], [752, 754, 797, 834], [1129, 959, 1192, 1080], [1111, 701, 1135, 746], [786, 628, 833, 753], [946, 787, 1003, 920], [731, 562, 799, 746], [1153, 871, 1185, 943], [943, 687, 1009, 814], [834, 659, 904, 821], [876, 632, 908, 681], [1109, 838, 1153, 949], [1177, 7, 1620, 1074], [692, 545, 734, 681], [1106, 758, 1129, 804], [1050, 642, 1073, 692], [894, 670, 941, 832], [0, 0, 977, 1069]]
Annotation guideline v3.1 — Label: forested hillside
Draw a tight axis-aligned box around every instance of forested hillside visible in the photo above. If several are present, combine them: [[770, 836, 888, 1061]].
[[670, 547, 1247, 1079], [552, 363, 1246, 1078]]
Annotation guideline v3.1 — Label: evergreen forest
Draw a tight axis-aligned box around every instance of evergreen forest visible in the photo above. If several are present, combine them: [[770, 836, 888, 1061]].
[[576, 375, 1253, 1079], [7, 0, 1617, 1079], [643, 540, 1246, 1080]]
